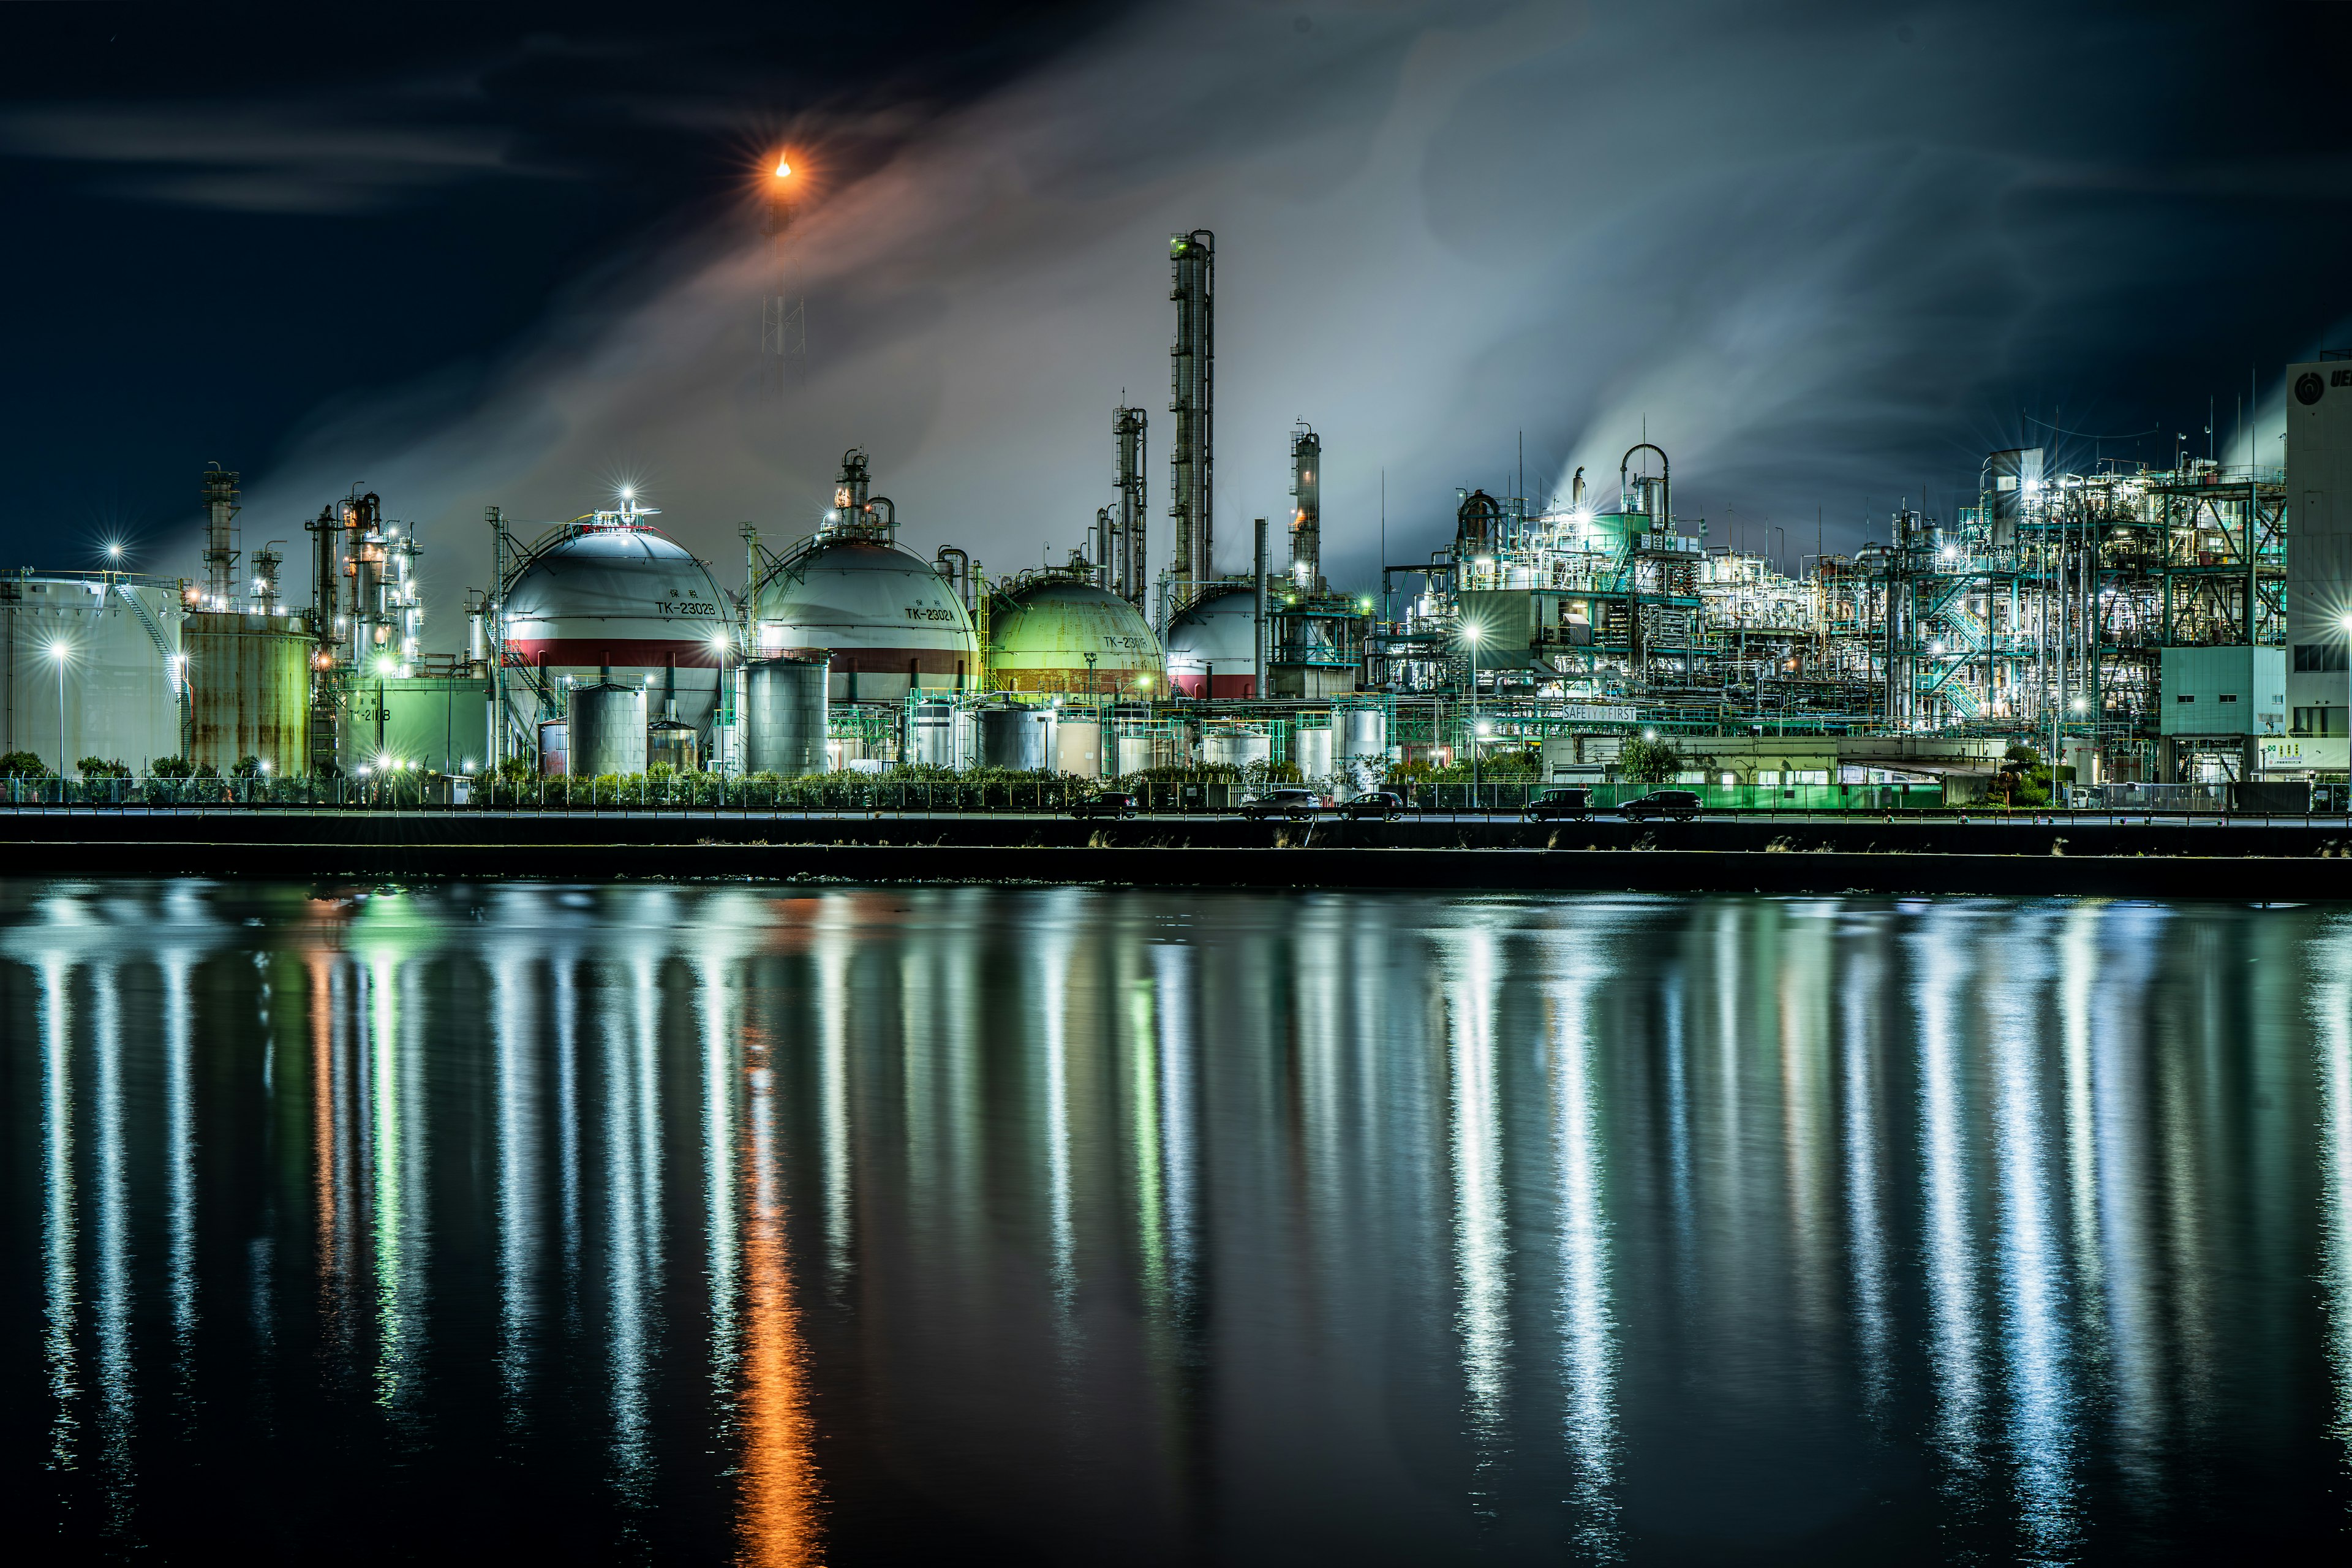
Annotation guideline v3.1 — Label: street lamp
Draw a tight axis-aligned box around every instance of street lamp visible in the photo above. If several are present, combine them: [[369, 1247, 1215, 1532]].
[[47, 641, 69, 780], [1460, 620, 1484, 799]]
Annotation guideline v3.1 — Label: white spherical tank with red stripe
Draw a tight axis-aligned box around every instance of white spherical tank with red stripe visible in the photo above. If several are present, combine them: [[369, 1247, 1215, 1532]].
[[753, 535, 980, 704], [500, 521, 734, 734]]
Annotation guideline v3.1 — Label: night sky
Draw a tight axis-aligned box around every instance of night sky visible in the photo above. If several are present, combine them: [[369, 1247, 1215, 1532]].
[[8, 1, 2352, 630]]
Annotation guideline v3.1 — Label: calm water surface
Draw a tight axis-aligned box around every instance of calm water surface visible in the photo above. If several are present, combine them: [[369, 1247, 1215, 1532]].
[[5, 881, 2351, 1563]]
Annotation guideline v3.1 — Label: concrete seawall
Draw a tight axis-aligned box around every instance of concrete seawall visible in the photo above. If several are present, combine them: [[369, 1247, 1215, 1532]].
[[1, 810, 2346, 897]]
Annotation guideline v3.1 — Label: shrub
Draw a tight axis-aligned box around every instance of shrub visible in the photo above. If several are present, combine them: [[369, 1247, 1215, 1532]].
[[1, 750, 51, 778], [151, 756, 195, 778], [1619, 736, 1683, 784], [232, 755, 263, 778], [77, 756, 132, 778]]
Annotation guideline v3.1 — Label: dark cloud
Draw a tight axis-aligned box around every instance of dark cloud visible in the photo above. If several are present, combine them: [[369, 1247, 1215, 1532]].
[[0, 102, 535, 213]]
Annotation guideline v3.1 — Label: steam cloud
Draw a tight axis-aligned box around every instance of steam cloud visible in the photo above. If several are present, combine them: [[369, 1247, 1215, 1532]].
[[213, 0, 2343, 620]]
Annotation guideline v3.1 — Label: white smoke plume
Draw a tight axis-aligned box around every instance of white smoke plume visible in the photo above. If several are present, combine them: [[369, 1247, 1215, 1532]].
[[218, 0, 2340, 624]]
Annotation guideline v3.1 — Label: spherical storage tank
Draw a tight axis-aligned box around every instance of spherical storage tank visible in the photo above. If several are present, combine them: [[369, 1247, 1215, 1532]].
[[501, 511, 731, 744], [752, 450, 979, 705], [1163, 584, 1257, 699], [984, 563, 1165, 697]]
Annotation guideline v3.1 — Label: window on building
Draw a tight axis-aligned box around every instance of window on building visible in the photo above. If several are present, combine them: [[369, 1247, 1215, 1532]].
[[2294, 643, 2351, 672]]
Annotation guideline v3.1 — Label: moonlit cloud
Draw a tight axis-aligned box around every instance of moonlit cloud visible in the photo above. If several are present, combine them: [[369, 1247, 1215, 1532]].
[[190, 0, 2352, 618]]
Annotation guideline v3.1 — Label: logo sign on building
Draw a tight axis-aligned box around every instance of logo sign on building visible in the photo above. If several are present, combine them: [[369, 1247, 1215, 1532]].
[[2259, 735, 2351, 772]]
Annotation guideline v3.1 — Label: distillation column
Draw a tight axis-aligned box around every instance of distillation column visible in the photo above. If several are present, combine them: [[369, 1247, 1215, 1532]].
[[1115, 404, 1148, 606], [200, 464, 239, 610], [1289, 421, 1322, 592], [1167, 230, 1215, 605]]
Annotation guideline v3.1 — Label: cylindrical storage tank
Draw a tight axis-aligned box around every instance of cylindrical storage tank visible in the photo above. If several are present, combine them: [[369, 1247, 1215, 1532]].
[[186, 611, 311, 776], [647, 720, 698, 774], [984, 572, 1166, 695], [537, 718, 568, 777], [1052, 718, 1101, 779], [754, 536, 981, 705], [1202, 729, 1272, 769], [1294, 726, 1334, 783], [2, 575, 186, 773], [1115, 735, 1158, 777], [1162, 584, 1259, 698], [907, 699, 961, 770], [1335, 707, 1389, 799], [567, 682, 647, 777], [744, 657, 829, 777], [1338, 708, 1389, 764], [978, 706, 1049, 771]]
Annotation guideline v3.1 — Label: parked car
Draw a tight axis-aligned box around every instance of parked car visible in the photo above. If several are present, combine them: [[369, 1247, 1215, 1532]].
[[1340, 790, 1405, 821], [1524, 786, 1592, 822], [1619, 788, 1702, 822], [1240, 788, 1322, 821], [1071, 790, 1139, 820]]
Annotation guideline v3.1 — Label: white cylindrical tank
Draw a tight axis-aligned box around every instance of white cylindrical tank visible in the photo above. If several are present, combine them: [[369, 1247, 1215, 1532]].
[[1202, 729, 1272, 768], [537, 718, 568, 777], [1339, 707, 1388, 763], [2, 575, 186, 773], [502, 519, 730, 747], [906, 699, 962, 769], [1052, 718, 1101, 779], [1294, 725, 1334, 783], [567, 682, 647, 777], [1114, 735, 1158, 778]]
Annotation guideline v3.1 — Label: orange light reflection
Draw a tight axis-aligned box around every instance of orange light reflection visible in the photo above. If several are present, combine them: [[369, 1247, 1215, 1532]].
[[737, 1057, 821, 1565]]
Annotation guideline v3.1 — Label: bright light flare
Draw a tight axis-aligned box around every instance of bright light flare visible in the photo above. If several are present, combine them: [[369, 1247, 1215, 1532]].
[[775, 154, 791, 178]]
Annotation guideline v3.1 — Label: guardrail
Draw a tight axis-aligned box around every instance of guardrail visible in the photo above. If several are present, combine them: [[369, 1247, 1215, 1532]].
[[1, 775, 2344, 820]]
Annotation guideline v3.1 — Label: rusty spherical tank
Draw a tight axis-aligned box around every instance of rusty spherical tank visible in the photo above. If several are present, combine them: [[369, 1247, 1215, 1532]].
[[753, 536, 979, 704], [1161, 584, 1258, 698], [984, 573, 1164, 696]]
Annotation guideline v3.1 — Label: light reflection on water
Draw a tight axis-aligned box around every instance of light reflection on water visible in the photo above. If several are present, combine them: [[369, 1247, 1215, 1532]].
[[4, 882, 2350, 1564]]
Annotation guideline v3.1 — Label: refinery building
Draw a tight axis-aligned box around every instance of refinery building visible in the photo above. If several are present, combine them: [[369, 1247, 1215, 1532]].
[[3, 228, 2348, 799]]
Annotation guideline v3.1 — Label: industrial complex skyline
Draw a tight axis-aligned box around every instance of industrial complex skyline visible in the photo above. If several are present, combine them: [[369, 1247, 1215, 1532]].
[[7, 1, 2352, 621]]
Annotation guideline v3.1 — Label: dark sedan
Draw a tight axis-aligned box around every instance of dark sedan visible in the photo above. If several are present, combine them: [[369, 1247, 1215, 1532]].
[[1339, 790, 1405, 821], [1071, 791, 1139, 820]]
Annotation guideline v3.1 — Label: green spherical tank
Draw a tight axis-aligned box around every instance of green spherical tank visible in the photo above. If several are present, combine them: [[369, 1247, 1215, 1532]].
[[985, 570, 1166, 696]]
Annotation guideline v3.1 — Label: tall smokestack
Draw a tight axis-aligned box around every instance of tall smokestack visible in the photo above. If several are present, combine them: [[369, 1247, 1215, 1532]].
[[1167, 230, 1215, 605]]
